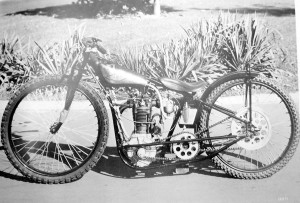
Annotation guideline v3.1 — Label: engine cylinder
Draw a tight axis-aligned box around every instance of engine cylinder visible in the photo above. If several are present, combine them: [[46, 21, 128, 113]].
[[135, 106, 150, 134]]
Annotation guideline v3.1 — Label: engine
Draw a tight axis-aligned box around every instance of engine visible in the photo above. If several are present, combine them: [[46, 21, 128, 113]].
[[133, 94, 152, 134], [118, 87, 199, 167], [121, 89, 176, 167]]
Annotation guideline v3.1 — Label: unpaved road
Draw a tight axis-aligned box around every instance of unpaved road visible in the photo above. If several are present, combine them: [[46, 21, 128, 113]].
[[0, 93, 299, 203]]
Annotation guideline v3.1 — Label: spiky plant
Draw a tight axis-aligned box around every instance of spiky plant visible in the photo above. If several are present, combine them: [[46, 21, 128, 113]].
[[117, 47, 147, 75], [218, 14, 281, 72], [142, 37, 224, 82], [0, 33, 32, 97], [182, 12, 291, 86], [33, 25, 85, 75]]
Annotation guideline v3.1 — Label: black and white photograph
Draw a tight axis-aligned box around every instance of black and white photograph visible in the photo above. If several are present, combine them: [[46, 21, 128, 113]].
[[0, 0, 299, 202]]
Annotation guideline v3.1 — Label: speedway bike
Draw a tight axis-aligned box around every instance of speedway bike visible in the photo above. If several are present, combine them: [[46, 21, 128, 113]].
[[1, 37, 299, 184]]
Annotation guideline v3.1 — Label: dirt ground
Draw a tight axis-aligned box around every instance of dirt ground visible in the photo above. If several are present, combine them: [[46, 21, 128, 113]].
[[0, 92, 299, 203]]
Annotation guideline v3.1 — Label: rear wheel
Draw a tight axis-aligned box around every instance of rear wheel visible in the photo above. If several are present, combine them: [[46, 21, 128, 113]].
[[199, 76, 299, 179], [1, 75, 109, 184]]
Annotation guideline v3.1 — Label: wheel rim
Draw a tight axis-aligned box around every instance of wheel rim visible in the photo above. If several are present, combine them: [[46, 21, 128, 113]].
[[9, 83, 100, 176], [207, 80, 294, 172]]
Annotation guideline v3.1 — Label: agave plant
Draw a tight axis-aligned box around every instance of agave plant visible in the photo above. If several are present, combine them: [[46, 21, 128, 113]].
[[33, 25, 85, 76], [118, 13, 283, 84], [141, 37, 222, 83], [183, 12, 290, 85], [144, 40, 190, 79], [117, 47, 147, 75], [0, 33, 32, 96], [183, 17, 229, 82], [216, 14, 281, 73]]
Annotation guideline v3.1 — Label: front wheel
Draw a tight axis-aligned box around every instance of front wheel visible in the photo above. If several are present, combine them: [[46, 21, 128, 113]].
[[199, 76, 299, 179], [1, 75, 109, 184]]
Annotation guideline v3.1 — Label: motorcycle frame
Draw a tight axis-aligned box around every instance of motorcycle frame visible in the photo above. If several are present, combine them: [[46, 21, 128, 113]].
[[62, 57, 258, 169], [114, 70, 256, 169]]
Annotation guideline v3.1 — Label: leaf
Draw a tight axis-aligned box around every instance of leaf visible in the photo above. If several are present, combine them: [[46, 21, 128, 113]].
[[34, 41, 58, 74]]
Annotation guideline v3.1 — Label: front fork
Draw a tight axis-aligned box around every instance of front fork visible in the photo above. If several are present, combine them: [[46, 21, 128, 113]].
[[49, 66, 83, 134]]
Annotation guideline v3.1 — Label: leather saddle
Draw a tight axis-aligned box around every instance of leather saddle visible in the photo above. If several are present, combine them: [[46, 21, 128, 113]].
[[160, 77, 206, 93]]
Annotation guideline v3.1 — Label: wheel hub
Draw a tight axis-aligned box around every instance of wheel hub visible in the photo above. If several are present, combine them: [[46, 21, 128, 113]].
[[231, 107, 271, 150]]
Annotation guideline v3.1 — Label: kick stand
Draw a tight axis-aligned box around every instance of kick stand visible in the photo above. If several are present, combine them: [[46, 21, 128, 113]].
[[174, 163, 190, 175]]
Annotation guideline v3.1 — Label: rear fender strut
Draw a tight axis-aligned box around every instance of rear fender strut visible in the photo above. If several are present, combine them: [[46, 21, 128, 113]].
[[193, 71, 260, 127]]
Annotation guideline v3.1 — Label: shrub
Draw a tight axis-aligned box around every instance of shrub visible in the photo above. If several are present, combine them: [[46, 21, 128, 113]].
[[74, 0, 152, 17], [117, 15, 229, 82], [0, 33, 33, 97], [1, 13, 296, 98], [0, 26, 86, 98], [117, 47, 146, 75], [33, 25, 85, 75], [142, 38, 227, 82], [118, 13, 292, 87], [216, 14, 281, 72]]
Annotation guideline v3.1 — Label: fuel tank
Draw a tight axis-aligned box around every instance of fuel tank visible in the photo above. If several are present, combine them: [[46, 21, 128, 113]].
[[99, 63, 148, 86]]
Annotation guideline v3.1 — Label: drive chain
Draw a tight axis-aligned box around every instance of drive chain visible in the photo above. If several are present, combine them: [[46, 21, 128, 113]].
[[146, 116, 238, 161], [145, 147, 243, 161]]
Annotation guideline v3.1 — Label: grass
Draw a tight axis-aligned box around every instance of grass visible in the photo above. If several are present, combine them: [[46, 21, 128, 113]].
[[0, 0, 297, 93], [0, 1, 296, 50]]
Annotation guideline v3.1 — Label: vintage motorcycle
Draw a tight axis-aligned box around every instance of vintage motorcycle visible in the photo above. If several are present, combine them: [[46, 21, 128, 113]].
[[1, 37, 299, 184]]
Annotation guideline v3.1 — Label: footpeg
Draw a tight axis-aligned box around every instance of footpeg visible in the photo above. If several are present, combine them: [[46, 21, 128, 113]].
[[164, 153, 176, 159], [50, 122, 62, 134], [174, 165, 190, 175], [174, 167, 190, 174], [50, 109, 69, 134]]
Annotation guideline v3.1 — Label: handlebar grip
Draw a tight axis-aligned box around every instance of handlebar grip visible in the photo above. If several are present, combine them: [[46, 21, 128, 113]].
[[82, 37, 108, 54], [82, 37, 95, 48], [96, 42, 108, 54]]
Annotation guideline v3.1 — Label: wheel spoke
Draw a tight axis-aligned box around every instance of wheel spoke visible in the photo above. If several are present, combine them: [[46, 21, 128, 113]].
[[3, 79, 104, 180], [202, 77, 298, 178]]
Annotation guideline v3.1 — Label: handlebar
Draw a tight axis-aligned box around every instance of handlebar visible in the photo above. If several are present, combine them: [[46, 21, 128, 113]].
[[81, 37, 112, 68], [82, 37, 108, 54]]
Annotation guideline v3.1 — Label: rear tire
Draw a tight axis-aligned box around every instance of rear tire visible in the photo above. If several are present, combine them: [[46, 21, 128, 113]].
[[199, 76, 299, 179], [1, 75, 109, 184]]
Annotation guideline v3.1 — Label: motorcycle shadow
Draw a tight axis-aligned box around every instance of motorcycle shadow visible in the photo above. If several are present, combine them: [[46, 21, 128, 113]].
[[0, 146, 35, 183], [92, 146, 232, 179], [0, 146, 231, 182]]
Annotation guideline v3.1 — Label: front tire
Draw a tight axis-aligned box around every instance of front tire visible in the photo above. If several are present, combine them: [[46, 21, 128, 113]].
[[199, 76, 299, 179], [1, 75, 109, 184]]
